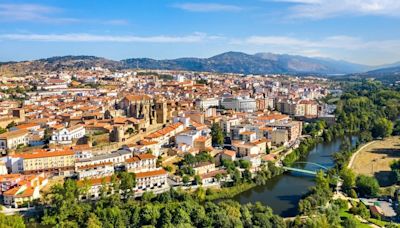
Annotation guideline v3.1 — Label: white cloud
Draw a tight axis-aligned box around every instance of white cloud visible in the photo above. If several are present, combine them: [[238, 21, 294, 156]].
[[273, 0, 400, 19], [0, 3, 129, 25], [0, 33, 216, 43], [0, 3, 75, 23], [173, 3, 242, 12]]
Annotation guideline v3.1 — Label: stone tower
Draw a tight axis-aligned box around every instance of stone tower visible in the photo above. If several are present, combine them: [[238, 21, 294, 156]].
[[155, 100, 168, 124]]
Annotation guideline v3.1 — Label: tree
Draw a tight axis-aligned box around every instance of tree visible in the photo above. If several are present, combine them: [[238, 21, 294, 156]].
[[6, 121, 16, 129], [86, 213, 102, 228], [342, 216, 357, 228], [215, 173, 223, 182], [350, 201, 370, 219], [195, 187, 206, 201], [371, 117, 393, 138], [0, 213, 25, 228], [142, 191, 156, 202], [340, 167, 356, 193], [393, 120, 400, 135], [0, 127, 6, 134], [182, 175, 190, 185], [211, 123, 224, 146], [119, 172, 136, 199], [194, 175, 202, 185], [125, 127, 136, 135], [359, 131, 373, 143], [239, 159, 251, 170], [356, 175, 380, 197], [232, 169, 242, 185]]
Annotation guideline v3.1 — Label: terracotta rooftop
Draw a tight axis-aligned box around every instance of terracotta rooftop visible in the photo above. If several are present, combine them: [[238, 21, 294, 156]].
[[135, 168, 167, 179]]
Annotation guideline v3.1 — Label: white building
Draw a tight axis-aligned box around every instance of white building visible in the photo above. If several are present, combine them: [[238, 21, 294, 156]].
[[125, 153, 157, 173], [0, 130, 29, 152], [195, 98, 219, 110], [175, 130, 201, 147], [75, 149, 133, 169], [135, 168, 168, 191], [76, 162, 115, 180], [220, 97, 257, 112], [50, 125, 86, 145]]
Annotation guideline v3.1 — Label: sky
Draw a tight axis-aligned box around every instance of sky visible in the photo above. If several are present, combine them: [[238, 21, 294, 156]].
[[1, 0, 400, 65]]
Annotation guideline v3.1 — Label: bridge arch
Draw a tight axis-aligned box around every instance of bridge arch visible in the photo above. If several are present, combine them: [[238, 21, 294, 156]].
[[281, 162, 329, 175]]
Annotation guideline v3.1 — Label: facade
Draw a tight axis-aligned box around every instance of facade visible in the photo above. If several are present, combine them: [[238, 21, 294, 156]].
[[76, 162, 114, 180], [2, 174, 48, 208], [75, 149, 133, 169], [195, 98, 219, 110], [220, 97, 257, 112], [17, 150, 75, 175], [192, 162, 216, 175], [271, 129, 289, 146], [0, 129, 29, 152], [135, 168, 168, 191], [50, 125, 86, 145], [0, 174, 23, 194], [125, 153, 157, 173]]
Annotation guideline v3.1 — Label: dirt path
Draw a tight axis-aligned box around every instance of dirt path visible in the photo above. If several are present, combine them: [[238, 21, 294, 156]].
[[347, 141, 376, 169]]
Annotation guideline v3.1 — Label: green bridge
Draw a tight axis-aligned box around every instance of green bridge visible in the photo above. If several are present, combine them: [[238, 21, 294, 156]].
[[282, 162, 329, 175]]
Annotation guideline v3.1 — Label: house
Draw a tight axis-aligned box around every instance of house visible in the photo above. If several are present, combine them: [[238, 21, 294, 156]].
[[0, 129, 29, 152], [76, 162, 114, 180], [240, 131, 257, 143], [145, 122, 184, 146], [192, 162, 216, 175], [10, 123, 41, 133], [125, 153, 157, 173], [200, 169, 227, 185], [232, 141, 261, 157], [2, 174, 48, 208], [0, 174, 23, 194], [220, 149, 236, 161], [50, 124, 86, 145], [242, 155, 262, 171], [135, 168, 168, 191], [77, 176, 113, 201]]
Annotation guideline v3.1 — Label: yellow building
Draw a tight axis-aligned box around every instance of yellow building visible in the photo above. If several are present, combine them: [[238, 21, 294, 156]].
[[16, 149, 75, 175]]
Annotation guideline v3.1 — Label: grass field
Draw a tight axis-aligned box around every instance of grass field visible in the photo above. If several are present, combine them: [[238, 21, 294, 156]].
[[350, 136, 400, 186], [339, 210, 371, 228]]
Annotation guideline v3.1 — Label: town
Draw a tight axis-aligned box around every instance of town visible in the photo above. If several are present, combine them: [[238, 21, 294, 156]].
[[0, 68, 332, 208]]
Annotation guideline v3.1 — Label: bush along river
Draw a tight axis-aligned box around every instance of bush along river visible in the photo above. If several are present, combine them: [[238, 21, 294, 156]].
[[233, 135, 358, 217]]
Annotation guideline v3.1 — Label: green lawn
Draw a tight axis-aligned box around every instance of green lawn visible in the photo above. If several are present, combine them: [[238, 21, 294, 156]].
[[367, 218, 396, 227], [339, 210, 371, 228]]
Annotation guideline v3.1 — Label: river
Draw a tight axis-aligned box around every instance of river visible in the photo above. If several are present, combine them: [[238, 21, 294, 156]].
[[233, 136, 358, 217]]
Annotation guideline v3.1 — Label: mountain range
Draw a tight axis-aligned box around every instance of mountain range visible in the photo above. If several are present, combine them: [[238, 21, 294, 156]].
[[1, 52, 399, 77]]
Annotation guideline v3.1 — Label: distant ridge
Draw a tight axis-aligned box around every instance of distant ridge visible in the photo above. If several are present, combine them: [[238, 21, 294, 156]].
[[1, 52, 399, 76], [123, 51, 371, 75]]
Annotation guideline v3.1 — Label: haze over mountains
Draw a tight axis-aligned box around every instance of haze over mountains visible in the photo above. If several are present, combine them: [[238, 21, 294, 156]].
[[1, 51, 400, 76]]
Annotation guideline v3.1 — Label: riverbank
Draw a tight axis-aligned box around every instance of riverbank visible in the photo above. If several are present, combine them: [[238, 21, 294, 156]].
[[205, 182, 256, 201], [233, 136, 350, 217]]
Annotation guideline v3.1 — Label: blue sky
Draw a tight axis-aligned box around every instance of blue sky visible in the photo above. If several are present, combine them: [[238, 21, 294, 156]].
[[1, 0, 400, 65]]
